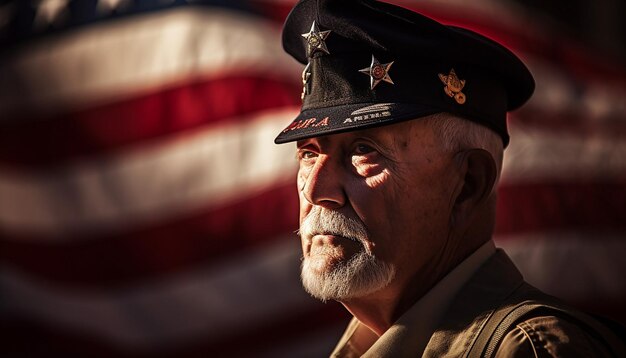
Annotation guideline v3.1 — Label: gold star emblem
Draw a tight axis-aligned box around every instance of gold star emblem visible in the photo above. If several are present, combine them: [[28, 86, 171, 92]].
[[359, 55, 394, 90], [438, 68, 466, 104], [301, 21, 331, 57]]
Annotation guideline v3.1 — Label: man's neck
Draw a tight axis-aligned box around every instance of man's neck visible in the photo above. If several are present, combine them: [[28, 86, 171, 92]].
[[339, 238, 494, 336], [341, 295, 396, 336], [339, 257, 452, 336]]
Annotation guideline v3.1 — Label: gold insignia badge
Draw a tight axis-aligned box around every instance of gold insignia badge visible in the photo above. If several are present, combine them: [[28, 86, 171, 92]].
[[359, 55, 394, 90], [438, 68, 466, 104], [301, 21, 331, 57]]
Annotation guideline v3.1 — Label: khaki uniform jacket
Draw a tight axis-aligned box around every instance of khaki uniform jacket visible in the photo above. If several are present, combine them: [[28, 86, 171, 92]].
[[331, 250, 622, 357]]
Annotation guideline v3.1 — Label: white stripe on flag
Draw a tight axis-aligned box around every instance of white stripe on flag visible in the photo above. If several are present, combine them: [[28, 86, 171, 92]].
[[0, 7, 299, 116], [502, 121, 626, 184], [495, 233, 626, 300], [0, 108, 298, 238], [524, 57, 626, 118], [0, 236, 312, 348]]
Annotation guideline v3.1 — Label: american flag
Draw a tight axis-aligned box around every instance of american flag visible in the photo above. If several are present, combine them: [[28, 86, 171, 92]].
[[1, 0, 624, 356]]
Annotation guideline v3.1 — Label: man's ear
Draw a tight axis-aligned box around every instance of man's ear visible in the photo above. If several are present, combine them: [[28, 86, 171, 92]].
[[451, 149, 497, 228]]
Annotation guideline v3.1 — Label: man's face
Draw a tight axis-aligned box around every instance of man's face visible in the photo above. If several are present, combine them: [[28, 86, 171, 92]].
[[296, 119, 460, 302]]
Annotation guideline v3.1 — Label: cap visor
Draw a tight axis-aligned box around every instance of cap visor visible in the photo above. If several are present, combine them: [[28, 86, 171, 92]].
[[274, 102, 441, 144]]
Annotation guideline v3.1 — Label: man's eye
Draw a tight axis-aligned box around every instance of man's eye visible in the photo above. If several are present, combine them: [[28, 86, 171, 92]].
[[299, 150, 317, 160], [354, 144, 376, 155]]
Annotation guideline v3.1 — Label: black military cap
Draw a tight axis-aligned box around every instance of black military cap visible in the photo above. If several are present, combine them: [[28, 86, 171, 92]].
[[274, 0, 534, 147]]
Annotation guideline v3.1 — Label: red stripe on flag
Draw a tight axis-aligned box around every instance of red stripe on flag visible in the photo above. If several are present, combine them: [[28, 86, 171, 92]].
[[0, 183, 299, 287], [495, 181, 626, 236], [0, 75, 300, 168]]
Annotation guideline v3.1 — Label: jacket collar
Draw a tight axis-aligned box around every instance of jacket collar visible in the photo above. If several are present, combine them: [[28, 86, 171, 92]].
[[423, 249, 524, 357], [332, 242, 521, 358]]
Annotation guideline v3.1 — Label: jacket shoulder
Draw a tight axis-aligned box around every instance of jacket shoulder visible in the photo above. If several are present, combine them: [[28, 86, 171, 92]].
[[495, 314, 615, 358]]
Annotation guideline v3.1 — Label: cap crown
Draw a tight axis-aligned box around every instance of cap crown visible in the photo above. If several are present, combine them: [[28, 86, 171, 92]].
[[275, 0, 535, 146]]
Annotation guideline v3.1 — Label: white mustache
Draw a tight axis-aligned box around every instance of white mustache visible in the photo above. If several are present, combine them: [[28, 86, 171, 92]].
[[299, 207, 370, 251]]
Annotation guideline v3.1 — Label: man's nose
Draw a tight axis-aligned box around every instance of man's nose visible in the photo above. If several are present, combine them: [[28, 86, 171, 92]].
[[301, 156, 346, 209]]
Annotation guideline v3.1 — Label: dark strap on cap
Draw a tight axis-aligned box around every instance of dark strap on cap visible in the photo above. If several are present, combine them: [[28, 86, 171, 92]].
[[466, 300, 626, 358]]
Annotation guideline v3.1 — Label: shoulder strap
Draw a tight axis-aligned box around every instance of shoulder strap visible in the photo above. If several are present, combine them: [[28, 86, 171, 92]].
[[466, 300, 544, 358], [466, 300, 626, 358]]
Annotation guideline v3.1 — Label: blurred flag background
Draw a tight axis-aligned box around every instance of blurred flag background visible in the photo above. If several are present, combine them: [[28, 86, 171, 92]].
[[0, 0, 624, 356]]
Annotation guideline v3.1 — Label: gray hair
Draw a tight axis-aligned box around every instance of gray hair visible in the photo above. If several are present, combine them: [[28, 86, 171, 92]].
[[423, 113, 504, 186]]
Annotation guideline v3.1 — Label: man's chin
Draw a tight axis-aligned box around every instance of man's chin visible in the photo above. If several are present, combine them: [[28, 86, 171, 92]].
[[300, 251, 396, 302], [304, 254, 343, 274]]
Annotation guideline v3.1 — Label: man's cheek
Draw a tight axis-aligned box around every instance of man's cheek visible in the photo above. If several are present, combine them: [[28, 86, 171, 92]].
[[299, 201, 312, 226], [297, 167, 309, 191]]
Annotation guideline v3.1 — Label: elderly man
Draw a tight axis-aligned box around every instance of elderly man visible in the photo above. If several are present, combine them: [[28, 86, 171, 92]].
[[275, 0, 625, 356]]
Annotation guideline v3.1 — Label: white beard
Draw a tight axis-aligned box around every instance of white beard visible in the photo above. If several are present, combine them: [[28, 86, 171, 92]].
[[299, 207, 395, 302], [301, 249, 395, 302]]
